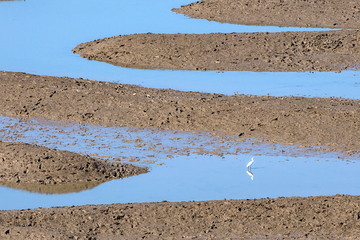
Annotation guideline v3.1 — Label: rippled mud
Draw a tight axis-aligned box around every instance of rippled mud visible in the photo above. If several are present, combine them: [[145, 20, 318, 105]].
[[1, 71, 359, 154], [1, 0, 360, 238], [1, 195, 360, 239], [0, 141, 147, 193], [73, 30, 360, 72], [173, 0, 360, 29]]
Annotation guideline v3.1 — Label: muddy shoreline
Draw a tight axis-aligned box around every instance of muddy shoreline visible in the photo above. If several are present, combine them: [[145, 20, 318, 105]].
[[1, 195, 360, 239], [1, 0, 360, 238], [0, 141, 147, 193], [1, 71, 359, 154], [173, 0, 360, 29], [73, 30, 360, 72]]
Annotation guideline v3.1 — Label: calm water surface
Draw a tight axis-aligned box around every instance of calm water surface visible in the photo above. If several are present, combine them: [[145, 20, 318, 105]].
[[0, 116, 359, 210], [0, 0, 359, 210], [0, 0, 359, 98], [1, 154, 359, 211]]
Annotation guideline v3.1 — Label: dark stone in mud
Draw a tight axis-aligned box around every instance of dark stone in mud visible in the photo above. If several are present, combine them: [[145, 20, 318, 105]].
[[173, 0, 360, 29], [0, 141, 148, 193], [72, 30, 360, 72]]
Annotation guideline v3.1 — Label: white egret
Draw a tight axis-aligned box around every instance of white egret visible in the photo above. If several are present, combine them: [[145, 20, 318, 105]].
[[246, 157, 254, 170]]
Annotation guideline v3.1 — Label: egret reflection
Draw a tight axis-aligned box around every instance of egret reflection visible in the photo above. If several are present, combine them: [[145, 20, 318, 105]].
[[247, 170, 254, 181]]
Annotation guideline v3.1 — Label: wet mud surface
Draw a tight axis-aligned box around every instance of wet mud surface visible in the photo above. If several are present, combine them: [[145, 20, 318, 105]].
[[1, 0, 360, 237], [0, 141, 147, 193], [173, 0, 360, 29], [1, 195, 360, 239], [73, 30, 360, 72], [1, 71, 359, 154]]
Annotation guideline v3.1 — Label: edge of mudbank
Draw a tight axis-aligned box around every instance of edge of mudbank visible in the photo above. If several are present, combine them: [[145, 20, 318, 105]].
[[0, 141, 148, 193], [1, 194, 359, 239]]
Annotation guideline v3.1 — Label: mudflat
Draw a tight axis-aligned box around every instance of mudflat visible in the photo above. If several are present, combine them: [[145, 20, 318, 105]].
[[1, 71, 359, 154], [1, 195, 360, 239], [2, 0, 360, 238], [73, 30, 360, 72], [173, 0, 360, 29], [0, 141, 147, 193]]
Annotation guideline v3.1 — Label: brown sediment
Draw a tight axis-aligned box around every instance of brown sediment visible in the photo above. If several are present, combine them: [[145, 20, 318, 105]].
[[1, 195, 360, 239], [0, 141, 148, 193], [72, 30, 360, 72], [1, 1, 360, 238], [0, 181, 108, 194], [173, 0, 360, 29], [0, 71, 359, 154], [1, 117, 345, 163]]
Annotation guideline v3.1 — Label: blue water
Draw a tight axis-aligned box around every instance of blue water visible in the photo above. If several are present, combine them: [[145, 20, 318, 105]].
[[1, 154, 359, 211], [1, 116, 344, 165], [0, 0, 359, 210], [0, 116, 359, 210], [0, 0, 359, 98]]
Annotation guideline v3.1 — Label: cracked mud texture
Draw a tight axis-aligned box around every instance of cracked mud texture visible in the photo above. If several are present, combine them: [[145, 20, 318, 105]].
[[0, 141, 148, 193], [73, 30, 360, 72], [0, 71, 359, 154], [173, 0, 360, 29], [1, 195, 360, 239]]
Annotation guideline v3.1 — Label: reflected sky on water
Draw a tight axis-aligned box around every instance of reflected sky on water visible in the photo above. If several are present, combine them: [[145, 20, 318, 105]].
[[0, 116, 359, 210], [0, 0, 358, 98], [0, 0, 359, 210]]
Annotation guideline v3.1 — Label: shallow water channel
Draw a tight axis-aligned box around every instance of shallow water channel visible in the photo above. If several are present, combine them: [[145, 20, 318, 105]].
[[0, 0, 359, 98], [0, 116, 359, 211], [0, 0, 359, 210]]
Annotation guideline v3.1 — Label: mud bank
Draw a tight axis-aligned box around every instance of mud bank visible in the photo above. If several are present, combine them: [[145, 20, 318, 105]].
[[1, 71, 359, 154], [0, 141, 147, 193], [1, 195, 360, 239], [173, 0, 360, 29], [73, 30, 360, 72]]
